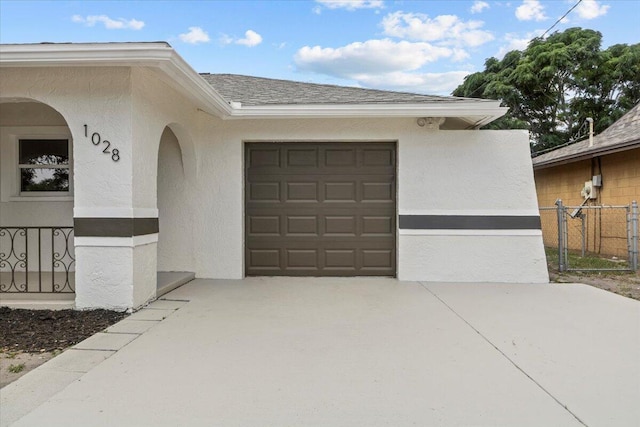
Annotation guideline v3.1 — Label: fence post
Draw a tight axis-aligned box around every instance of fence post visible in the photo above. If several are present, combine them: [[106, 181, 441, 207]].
[[555, 199, 566, 272], [632, 200, 638, 271]]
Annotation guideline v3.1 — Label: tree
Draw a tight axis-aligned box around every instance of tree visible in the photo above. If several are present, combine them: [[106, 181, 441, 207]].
[[453, 28, 640, 153]]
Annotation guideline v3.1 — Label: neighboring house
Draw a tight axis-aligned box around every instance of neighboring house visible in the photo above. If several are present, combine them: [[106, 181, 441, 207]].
[[533, 102, 640, 257], [0, 42, 548, 310]]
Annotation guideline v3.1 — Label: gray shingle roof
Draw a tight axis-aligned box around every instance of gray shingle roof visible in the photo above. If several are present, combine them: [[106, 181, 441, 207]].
[[200, 73, 493, 106], [532, 102, 640, 168]]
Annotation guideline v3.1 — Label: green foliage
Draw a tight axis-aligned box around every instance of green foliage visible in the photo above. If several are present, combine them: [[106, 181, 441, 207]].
[[8, 363, 25, 374], [545, 247, 630, 272], [452, 27, 640, 153]]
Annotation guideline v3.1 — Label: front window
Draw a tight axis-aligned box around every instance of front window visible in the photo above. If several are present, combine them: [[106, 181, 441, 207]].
[[18, 139, 70, 193]]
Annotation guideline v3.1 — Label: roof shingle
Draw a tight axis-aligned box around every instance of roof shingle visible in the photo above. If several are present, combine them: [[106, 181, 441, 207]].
[[532, 103, 640, 168], [200, 73, 494, 106]]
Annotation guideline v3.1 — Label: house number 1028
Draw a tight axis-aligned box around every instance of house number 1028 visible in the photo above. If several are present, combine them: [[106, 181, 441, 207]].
[[83, 125, 120, 162]]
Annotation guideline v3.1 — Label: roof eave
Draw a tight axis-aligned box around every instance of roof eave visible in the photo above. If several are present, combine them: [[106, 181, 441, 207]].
[[225, 103, 507, 125], [0, 43, 233, 117], [533, 139, 640, 170], [0, 43, 507, 124]]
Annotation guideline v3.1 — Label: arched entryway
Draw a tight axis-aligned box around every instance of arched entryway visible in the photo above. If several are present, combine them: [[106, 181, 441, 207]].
[[0, 99, 75, 304], [156, 125, 195, 295]]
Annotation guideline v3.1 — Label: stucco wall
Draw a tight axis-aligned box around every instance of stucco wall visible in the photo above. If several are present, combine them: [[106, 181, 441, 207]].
[[190, 119, 547, 282], [398, 129, 547, 282], [157, 127, 194, 272], [1, 67, 141, 308], [1, 64, 549, 308], [0, 67, 135, 213]]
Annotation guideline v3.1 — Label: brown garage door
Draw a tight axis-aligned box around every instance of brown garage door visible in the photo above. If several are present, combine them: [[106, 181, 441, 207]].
[[245, 142, 396, 276]]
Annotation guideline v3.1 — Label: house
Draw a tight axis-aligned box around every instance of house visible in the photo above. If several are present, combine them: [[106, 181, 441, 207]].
[[0, 42, 548, 311], [533, 103, 640, 257]]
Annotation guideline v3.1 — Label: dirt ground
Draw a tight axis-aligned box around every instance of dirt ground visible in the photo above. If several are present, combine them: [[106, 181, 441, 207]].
[[0, 307, 127, 388], [550, 271, 640, 301]]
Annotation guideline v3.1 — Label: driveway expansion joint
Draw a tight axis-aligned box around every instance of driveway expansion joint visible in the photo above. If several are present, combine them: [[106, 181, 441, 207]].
[[417, 282, 590, 427]]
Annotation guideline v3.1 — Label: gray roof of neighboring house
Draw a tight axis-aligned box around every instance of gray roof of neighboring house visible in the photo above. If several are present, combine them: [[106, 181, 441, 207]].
[[200, 73, 493, 106], [533, 102, 640, 168]]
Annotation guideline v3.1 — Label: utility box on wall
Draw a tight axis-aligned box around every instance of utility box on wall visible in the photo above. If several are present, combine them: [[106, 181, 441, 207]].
[[581, 181, 597, 199]]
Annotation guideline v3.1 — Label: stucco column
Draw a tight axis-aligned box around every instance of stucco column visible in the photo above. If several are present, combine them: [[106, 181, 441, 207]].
[[69, 68, 157, 310]]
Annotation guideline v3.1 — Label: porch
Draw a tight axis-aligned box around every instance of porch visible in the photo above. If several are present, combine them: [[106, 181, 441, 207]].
[[1, 94, 195, 310], [0, 225, 193, 309]]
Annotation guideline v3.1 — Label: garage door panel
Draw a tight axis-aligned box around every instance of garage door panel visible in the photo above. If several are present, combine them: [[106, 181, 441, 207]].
[[246, 142, 396, 276], [248, 216, 281, 236], [362, 216, 394, 236], [324, 182, 356, 201], [324, 216, 356, 236], [363, 148, 394, 166], [286, 216, 319, 236], [362, 250, 394, 269], [286, 182, 318, 202], [362, 182, 394, 202], [248, 249, 281, 269], [325, 148, 357, 167], [325, 250, 356, 269], [286, 249, 319, 270], [286, 148, 318, 167], [249, 182, 280, 202], [248, 147, 281, 168]]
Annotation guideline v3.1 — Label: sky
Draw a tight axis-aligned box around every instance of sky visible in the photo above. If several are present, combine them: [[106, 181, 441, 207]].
[[1, 0, 639, 95]]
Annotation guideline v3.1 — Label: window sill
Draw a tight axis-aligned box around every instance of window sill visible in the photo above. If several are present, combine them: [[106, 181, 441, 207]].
[[8, 196, 74, 202]]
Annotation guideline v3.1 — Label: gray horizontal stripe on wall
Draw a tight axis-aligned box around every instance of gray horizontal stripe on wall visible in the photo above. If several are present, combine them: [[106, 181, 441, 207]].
[[399, 215, 541, 230], [74, 218, 159, 237]]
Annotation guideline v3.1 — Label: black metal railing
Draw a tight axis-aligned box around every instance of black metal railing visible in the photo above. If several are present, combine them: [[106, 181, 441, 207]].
[[0, 226, 75, 293]]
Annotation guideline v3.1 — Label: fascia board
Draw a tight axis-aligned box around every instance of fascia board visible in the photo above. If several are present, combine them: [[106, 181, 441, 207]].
[[225, 103, 508, 122], [0, 43, 175, 65]]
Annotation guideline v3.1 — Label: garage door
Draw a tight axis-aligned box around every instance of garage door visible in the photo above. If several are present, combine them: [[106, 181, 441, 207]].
[[245, 142, 396, 276]]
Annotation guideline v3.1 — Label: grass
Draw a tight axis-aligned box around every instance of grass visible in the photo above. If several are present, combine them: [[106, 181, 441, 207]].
[[8, 363, 25, 374], [545, 247, 630, 272]]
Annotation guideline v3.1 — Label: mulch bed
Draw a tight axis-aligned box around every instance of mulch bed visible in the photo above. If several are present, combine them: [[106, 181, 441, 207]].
[[0, 307, 127, 353]]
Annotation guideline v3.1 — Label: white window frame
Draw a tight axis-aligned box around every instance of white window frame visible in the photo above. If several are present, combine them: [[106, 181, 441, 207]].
[[0, 126, 73, 202]]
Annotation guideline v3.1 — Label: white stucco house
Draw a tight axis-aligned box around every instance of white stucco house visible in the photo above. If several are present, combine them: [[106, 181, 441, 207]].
[[0, 42, 548, 310]]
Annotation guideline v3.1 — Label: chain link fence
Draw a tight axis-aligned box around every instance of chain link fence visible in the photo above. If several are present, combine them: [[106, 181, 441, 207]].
[[540, 201, 638, 272]]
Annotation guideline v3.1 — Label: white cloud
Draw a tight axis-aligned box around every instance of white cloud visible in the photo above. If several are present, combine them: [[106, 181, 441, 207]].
[[71, 14, 144, 30], [575, 0, 610, 19], [495, 30, 543, 58], [354, 71, 470, 95], [315, 0, 384, 10], [221, 30, 263, 47], [236, 30, 263, 47], [179, 27, 210, 44], [470, 1, 490, 14], [295, 39, 454, 77], [515, 0, 547, 21], [381, 11, 494, 47]]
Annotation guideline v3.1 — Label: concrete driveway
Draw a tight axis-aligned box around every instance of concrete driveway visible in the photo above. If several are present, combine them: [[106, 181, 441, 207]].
[[2, 278, 639, 426]]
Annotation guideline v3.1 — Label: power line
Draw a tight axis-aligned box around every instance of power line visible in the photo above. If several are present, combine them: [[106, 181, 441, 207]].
[[462, 0, 584, 99], [541, 0, 583, 38]]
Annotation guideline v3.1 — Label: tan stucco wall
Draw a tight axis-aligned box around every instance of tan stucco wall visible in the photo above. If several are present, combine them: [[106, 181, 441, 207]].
[[534, 147, 640, 257]]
